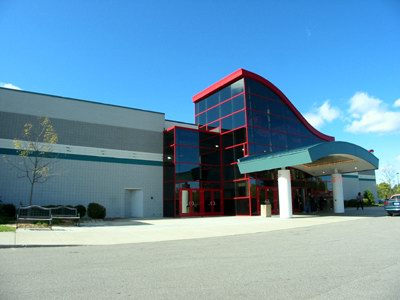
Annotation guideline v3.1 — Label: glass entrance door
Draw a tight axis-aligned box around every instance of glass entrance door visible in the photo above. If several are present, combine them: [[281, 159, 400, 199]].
[[256, 187, 278, 215], [179, 188, 223, 216], [204, 189, 222, 214]]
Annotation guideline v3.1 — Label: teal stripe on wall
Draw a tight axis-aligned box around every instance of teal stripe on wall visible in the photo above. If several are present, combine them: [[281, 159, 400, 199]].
[[359, 178, 376, 182], [342, 175, 359, 179], [0, 148, 163, 167]]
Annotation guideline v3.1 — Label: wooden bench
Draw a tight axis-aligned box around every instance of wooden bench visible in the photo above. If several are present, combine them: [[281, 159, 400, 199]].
[[50, 206, 80, 226], [16, 205, 52, 229]]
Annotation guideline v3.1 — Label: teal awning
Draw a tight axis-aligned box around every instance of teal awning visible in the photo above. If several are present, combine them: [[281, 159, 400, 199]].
[[238, 141, 379, 176]]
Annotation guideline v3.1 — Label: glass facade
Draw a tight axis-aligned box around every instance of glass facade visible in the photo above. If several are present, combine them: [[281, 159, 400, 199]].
[[164, 73, 331, 217]]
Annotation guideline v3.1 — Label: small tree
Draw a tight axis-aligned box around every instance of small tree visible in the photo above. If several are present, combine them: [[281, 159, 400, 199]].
[[377, 182, 392, 200], [6, 117, 58, 206]]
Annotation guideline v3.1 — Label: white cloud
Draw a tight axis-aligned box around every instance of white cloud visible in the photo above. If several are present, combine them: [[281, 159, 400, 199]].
[[304, 100, 340, 129], [345, 92, 400, 133], [394, 98, 400, 108], [0, 82, 21, 90]]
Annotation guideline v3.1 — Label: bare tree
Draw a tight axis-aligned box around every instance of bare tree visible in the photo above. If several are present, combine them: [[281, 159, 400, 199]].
[[5, 117, 58, 205], [379, 165, 398, 188]]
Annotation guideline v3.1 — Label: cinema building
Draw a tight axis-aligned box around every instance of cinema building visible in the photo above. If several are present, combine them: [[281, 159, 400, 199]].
[[0, 69, 378, 218]]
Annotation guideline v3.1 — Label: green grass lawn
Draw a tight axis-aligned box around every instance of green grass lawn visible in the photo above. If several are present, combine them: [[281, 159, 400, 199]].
[[0, 225, 16, 232]]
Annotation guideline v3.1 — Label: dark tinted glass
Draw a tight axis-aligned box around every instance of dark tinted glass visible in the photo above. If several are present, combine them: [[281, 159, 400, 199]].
[[224, 199, 235, 215], [221, 111, 245, 132], [199, 132, 220, 148], [206, 106, 220, 124], [206, 94, 220, 109], [176, 146, 199, 163], [198, 112, 206, 125], [231, 79, 244, 96], [236, 199, 250, 214], [245, 78, 277, 99], [200, 149, 220, 165], [223, 181, 235, 198], [176, 164, 200, 181], [222, 128, 247, 148], [163, 163, 175, 182], [198, 99, 206, 113], [163, 200, 174, 217], [176, 129, 199, 146], [219, 85, 231, 101], [235, 180, 248, 197], [201, 166, 220, 181]]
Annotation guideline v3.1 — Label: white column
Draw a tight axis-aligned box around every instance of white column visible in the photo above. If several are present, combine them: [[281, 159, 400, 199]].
[[332, 173, 345, 213], [278, 169, 293, 218]]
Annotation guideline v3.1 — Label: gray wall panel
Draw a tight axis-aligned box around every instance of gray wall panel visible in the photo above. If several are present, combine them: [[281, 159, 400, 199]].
[[0, 88, 165, 132], [0, 111, 162, 153], [0, 155, 163, 218]]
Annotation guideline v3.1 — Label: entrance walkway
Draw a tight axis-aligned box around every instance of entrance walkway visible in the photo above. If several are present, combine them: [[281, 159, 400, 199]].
[[0, 207, 385, 247]]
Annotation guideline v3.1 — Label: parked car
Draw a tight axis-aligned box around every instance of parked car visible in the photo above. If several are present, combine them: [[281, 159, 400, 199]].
[[384, 194, 400, 216]]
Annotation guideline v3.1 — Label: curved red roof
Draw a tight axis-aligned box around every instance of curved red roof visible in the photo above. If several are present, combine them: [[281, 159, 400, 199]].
[[192, 68, 334, 142]]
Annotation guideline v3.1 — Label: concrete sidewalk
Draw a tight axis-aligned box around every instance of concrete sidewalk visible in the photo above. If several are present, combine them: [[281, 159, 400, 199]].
[[0, 207, 385, 247]]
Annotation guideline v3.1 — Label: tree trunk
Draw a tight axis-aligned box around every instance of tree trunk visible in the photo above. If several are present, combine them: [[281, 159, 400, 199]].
[[29, 182, 34, 206]]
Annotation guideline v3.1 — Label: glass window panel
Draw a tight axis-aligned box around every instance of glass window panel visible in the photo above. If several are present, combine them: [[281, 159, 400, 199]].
[[246, 94, 268, 111], [236, 199, 249, 215], [200, 149, 220, 165], [201, 166, 220, 181], [163, 163, 175, 182], [232, 111, 245, 128], [231, 94, 244, 112], [175, 164, 200, 181], [222, 131, 234, 148], [233, 128, 247, 145], [233, 146, 245, 160], [163, 131, 174, 149], [223, 182, 235, 199], [271, 131, 288, 149], [223, 165, 235, 181], [221, 115, 233, 132], [235, 180, 248, 197], [199, 99, 206, 113], [248, 143, 271, 155], [270, 116, 287, 132], [219, 86, 231, 101], [248, 127, 271, 146], [223, 147, 235, 165], [200, 132, 220, 148], [268, 99, 286, 116], [198, 112, 206, 125], [207, 121, 220, 132], [176, 129, 199, 146], [195, 103, 199, 115], [176, 146, 199, 163], [231, 79, 244, 97], [220, 100, 233, 118], [206, 94, 219, 109], [206, 106, 220, 124], [245, 78, 278, 99]]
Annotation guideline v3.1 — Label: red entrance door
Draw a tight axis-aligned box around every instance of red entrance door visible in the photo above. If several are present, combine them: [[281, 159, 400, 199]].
[[179, 189, 222, 216], [256, 187, 279, 215]]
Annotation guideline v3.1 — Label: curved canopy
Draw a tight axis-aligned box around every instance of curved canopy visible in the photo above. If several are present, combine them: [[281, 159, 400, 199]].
[[238, 141, 379, 176]]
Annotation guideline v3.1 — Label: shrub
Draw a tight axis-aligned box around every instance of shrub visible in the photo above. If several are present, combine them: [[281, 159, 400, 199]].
[[0, 204, 16, 218], [75, 205, 86, 218], [87, 203, 106, 219], [363, 190, 375, 206], [344, 199, 357, 207]]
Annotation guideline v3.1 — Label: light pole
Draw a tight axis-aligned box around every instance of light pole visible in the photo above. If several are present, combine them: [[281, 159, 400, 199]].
[[397, 172, 399, 188]]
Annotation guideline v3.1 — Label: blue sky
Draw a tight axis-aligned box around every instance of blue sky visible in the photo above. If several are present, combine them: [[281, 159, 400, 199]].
[[1, 0, 399, 183]]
